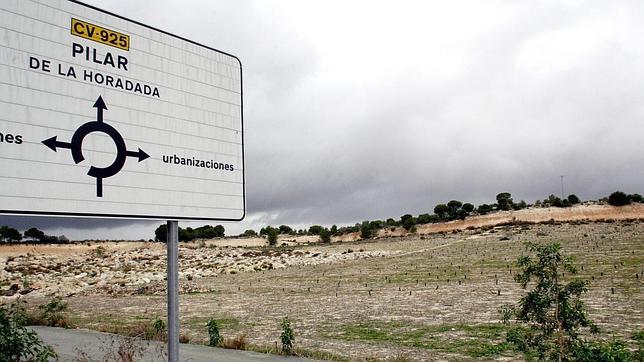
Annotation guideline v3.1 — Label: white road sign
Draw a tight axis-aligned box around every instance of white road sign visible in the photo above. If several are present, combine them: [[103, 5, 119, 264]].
[[0, 0, 245, 220]]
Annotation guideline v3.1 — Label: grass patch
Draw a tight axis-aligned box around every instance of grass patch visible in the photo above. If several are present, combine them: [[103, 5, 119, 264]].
[[335, 321, 516, 358]]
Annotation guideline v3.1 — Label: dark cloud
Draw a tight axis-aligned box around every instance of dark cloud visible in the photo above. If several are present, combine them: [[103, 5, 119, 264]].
[[2, 0, 643, 238]]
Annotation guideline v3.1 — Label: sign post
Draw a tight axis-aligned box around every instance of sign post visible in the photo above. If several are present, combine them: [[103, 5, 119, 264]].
[[0, 1, 245, 360], [167, 220, 179, 361]]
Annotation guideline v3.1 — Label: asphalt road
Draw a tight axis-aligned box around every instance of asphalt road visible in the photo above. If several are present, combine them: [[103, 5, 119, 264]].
[[31, 326, 314, 362]]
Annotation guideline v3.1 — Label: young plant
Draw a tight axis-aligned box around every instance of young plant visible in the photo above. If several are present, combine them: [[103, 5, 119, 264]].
[[280, 317, 295, 355], [207, 318, 222, 347], [508, 242, 598, 361]]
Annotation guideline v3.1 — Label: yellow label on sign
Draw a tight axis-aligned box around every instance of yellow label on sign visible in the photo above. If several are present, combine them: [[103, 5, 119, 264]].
[[71, 18, 129, 51]]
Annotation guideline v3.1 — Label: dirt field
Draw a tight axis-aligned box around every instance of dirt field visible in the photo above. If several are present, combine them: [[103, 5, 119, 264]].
[[1, 205, 643, 360]]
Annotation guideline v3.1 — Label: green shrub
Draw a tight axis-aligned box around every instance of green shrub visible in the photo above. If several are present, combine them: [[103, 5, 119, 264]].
[[207, 319, 222, 347], [0, 299, 56, 361], [280, 317, 294, 355], [360, 221, 372, 239]]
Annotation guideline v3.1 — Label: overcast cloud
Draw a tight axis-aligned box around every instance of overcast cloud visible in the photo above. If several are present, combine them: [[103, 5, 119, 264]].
[[2, 0, 643, 239]]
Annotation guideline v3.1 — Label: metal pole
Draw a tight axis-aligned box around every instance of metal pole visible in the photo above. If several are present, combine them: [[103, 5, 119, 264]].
[[167, 220, 179, 362]]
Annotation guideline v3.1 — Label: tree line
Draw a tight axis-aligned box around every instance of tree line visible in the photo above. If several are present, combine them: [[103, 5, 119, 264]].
[[0, 226, 68, 244], [249, 190, 643, 243]]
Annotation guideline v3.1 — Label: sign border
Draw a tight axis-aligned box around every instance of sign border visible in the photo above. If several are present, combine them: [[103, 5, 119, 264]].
[[0, 0, 246, 221]]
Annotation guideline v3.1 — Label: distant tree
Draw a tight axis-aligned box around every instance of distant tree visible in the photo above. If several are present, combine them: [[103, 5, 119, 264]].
[[319, 228, 332, 243], [308, 225, 323, 235], [477, 204, 493, 215], [213, 225, 225, 237], [513, 200, 528, 210], [417, 213, 432, 224], [360, 221, 372, 239], [330, 225, 338, 235], [447, 200, 463, 219], [545, 194, 564, 208], [386, 218, 398, 227], [496, 192, 514, 211], [242, 229, 257, 237], [278, 225, 292, 234], [433, 204, 449, 220], [402, 217, 415, 231], [608, 191, 630, 206], [369, 220, 384, 230], [534, 200, 542, 208], [266, 227, 279, 246], [179, 227, 194, 242], [461, 203, 474, 213], [24, 227, 46, 242], [456, 209, 469, 220], [628, 193, 643, 203], [567, 194, 580, 205], [0, 226, 22, 242]]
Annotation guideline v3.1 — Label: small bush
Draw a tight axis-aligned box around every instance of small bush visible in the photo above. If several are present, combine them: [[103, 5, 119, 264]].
[[280, 317, 295, 355], [0, 299, 57, 361], [207, 319, 222, 347]]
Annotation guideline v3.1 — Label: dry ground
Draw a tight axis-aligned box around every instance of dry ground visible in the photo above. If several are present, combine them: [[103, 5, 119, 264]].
[[1, 207, 643, 360]]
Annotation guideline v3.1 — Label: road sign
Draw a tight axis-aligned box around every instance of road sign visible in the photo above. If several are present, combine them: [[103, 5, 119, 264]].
[[0, 0, 245, 220]]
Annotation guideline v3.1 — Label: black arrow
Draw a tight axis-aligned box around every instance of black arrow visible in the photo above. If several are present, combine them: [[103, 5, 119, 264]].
[[93, 95, 107, 123], [126, 148, 150, 162], [42, 136, 72, 152]]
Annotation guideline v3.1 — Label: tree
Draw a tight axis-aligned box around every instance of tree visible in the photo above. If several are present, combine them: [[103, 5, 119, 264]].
[[447, 200, 463, 219], [278, 225, 292, 234], [416, 213, 432, 224], [434, 204, 449, 220], [508, 242, 597, 361], [330, 225, 338, 235], [266, 227, 278, 246], [477, 204, 493, 215], [319, 228, 332, 243], [608, 191, 629, 206], [360, 221, 372, 239], [308, 225, 323, 235], [212, 225, 225, 238], [386, 218, 398, 227], [24, 228, 46, 242], [0, 226, 22, 242], [628, 193, 643, 203], [402, 217, 415, 231], [462, 203, 474, 213], [496, 192, 514, 211], [567, 194, 580, 205], [513, 200, 528, 210], [242, 229, 257, 237]]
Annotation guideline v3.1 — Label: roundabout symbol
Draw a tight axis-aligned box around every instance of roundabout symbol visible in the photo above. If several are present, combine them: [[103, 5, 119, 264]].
[[42, 96, 149, 197]]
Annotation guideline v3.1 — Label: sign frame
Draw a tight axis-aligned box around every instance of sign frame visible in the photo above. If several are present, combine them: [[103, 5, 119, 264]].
[[0, 0, 245, 222]]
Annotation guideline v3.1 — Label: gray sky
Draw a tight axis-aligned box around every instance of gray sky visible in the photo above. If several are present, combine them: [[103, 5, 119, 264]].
[[2, 0, 644, 239]]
